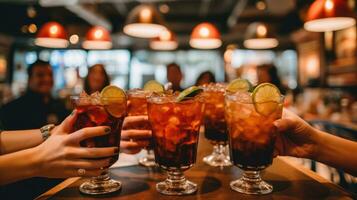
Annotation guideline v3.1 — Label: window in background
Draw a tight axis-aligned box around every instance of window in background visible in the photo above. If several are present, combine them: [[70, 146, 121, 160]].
[[130, 50, 224, 89], [87, 50, 130, 89], [12, 49, 131, 98], [230, 49, 297, 89]]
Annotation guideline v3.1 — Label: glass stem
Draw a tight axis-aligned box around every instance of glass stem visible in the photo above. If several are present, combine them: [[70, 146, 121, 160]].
[[166, 169, 186, 188], [242, 170, 262, 184], [213, 144, 226, 155], [147, 149, 154, 156], [91, 169, 110, 183]]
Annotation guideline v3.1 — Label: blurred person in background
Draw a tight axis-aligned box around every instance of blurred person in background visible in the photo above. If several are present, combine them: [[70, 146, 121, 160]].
[[257, 64, 286, 94], [0, 59, 71, 199], [0, 59, 70, 130], [195, 71, 216, 86], [166, 63, 183, 91], [84, 64, 110, 95]]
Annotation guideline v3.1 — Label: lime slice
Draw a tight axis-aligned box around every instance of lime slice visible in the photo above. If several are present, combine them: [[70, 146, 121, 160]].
[[101, 85, 127, 118], [226, 79, 252, 93], [252, 83, 281, 116], [176, 86, 203, 102], [143, 80, 164, 93]]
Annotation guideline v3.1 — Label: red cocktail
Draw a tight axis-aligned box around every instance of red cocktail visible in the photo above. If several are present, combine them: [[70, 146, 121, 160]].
[[201, 83, 231, 167], [126, 89, 155, 167], [71, 90, 126, 195], [147, 93, 204, 195]]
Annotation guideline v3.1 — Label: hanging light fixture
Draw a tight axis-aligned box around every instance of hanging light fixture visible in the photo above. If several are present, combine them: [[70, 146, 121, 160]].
[[304, 0, 356, 32], [123, 4, 166, 38], [243, 22, 278, 49], [82, 26, 112, 49], [150, 29, 178, 50], [189, 22, 222, 49], [35, 21, 68, 48]]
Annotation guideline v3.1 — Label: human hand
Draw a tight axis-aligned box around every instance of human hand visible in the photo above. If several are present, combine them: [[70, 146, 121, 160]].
[[274, 109, 320, 159], [120, 116, 152, 154], [34, 111, 118, 178]]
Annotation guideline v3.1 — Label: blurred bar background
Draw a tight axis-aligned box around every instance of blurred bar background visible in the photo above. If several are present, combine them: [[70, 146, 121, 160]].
[[0, 0, 356, 192]]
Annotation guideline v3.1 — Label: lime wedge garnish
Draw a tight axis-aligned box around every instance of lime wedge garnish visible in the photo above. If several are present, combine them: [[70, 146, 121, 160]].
[[252, 83, 281, 116], [143, 80, 164, 93], [101, 85, 127, 118], [176, 86, 203, 102], [226, 78, 252, 93]]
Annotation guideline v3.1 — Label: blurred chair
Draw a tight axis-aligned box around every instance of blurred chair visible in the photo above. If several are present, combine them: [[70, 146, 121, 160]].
[[308, 120, 357, 194]]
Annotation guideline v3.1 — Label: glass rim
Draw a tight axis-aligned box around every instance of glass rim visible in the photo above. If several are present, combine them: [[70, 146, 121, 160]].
[[199, 82, 227, 92], [126, 89, 152, 97], [70, 95, 126, 100], [225, 92, 285, 104], [147, 94, 204, 104]]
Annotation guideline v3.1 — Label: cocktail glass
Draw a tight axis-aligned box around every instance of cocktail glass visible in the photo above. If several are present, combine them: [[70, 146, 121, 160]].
[[147, 94, 204, 195], [71, 93, 126, 195], [225, 91, 283, 194], [201, 83, 232, 167], [127, 89, 155, 167]]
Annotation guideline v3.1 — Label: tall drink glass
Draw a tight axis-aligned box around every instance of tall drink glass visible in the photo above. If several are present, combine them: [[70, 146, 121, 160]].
[[147, 94, 204, 195], [71, 94, 126, 195], [225, 91, 283, 194], [127, 89, 155, 167], [201, 83, 232, 167]]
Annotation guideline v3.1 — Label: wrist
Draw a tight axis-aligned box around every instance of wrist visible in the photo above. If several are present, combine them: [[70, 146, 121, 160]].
[[28, 146, 44, 177], [310, 128, 327, 161]]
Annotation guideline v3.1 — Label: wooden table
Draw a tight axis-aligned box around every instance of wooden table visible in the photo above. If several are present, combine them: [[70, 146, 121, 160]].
[[37, 134, 354, 200]]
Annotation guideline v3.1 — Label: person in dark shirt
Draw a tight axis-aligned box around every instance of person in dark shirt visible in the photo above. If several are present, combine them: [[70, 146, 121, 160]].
[[0, 60, 70, 199], [0, 60, 69, 130], [84, 64, 110, 95], [195, 71, 216, 86], [166, 63, 183, 91], [257, 64, 287, 95]]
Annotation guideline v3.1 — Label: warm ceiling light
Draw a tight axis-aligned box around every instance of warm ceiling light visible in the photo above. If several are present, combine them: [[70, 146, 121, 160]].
[[123, 4, 166, 38], [150, 29, 178, 50], [83, 26, 112, 50], [35, 21, 68, 48], [243, 22, 278, 49], [304, 0, 356, 32], [189, 22, 222, 49]]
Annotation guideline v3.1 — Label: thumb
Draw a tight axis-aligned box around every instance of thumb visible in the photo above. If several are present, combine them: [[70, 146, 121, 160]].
[[57, 110, 78, 133], [274, 118, 296, 133]]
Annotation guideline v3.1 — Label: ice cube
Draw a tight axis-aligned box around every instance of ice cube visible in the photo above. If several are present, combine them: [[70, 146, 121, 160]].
[[90, 91, 101, 105], [168, 116, 180, 126], [79, 91, 89, 98], [77, 91, 90, 106], [173, 107, 181, 114], [234, 91, 252, 103], [160, 106, 170, 113], [239, 105, 252, 119], [87, 106, 108, 125]]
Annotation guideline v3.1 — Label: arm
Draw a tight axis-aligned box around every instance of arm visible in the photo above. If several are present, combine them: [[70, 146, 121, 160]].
[[0, 147, 40, 185], [0, 112, 117, 186], [315, 130, 357, 176], [0, 129, 43, 154], [274, 109, 357, 176]]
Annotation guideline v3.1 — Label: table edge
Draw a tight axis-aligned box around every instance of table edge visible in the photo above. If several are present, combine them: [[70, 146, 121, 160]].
[[277, 156, 330, 183], [34, 177, 81, 200], [35, 157, 339, 200]]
